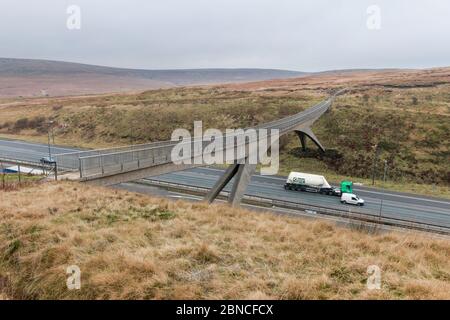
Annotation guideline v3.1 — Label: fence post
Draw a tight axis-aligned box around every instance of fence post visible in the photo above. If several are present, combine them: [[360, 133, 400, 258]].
[[100, 155, 104, 175], [18, 164, 21, 184], [1, 164, 5, 189], [378, 200, 383, 223], [79, 158, 83, 179]]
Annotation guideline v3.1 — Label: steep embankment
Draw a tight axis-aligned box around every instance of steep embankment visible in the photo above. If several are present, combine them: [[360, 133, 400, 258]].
[[0, 182, 449, 299]]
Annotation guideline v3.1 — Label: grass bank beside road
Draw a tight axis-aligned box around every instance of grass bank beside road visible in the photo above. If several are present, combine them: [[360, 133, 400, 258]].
[[0, 182, 449, 299]]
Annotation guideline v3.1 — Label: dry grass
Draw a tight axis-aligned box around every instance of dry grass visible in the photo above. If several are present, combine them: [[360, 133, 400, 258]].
[[0, 68, 449, 197], [0, 182, 449, 300]]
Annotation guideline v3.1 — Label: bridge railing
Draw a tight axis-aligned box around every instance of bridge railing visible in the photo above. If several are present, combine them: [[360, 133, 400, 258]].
[[76, 133, 269, 178], [58, 94, 337, 179], [54, 140, 177, 170], [78, 144, 175, 178]]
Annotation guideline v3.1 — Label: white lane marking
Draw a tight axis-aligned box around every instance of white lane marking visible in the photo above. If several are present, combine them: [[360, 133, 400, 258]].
[[169, 195, 203, 201], [355, 189, 450, 205]]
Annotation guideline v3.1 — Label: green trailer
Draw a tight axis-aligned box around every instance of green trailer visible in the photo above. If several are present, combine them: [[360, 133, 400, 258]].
[[340, 180, 353, 194]]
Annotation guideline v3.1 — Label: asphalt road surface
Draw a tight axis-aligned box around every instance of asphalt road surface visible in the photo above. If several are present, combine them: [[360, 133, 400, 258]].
[[0, 139, 79, 163], [142, 167, 450, 228], [1, 138, 449, 229]]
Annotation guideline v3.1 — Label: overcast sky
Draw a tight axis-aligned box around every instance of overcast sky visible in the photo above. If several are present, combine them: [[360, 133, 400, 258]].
[[1, 0, 450, 71]]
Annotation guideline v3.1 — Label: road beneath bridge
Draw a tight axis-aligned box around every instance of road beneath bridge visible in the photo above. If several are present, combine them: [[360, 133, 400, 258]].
[[1, 138, 449, 231]]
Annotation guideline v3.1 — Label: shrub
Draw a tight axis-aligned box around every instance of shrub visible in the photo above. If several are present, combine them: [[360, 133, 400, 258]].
[[13, 118, 29, 131]]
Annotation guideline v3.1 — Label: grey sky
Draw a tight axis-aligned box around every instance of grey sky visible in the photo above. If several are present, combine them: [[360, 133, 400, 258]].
[[1, 0, 450, 71]]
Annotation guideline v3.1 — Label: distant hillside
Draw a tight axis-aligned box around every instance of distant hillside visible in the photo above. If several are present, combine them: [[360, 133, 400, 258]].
[[0, 58, 306, 97]]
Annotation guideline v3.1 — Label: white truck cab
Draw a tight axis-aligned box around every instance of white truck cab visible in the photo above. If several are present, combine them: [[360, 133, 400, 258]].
[[340, 193, 365, 206]]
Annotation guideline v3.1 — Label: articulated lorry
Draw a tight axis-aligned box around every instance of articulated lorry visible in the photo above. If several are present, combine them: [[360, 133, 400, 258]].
[[284, 172, 341, 196], [340, 180, 353, 194]]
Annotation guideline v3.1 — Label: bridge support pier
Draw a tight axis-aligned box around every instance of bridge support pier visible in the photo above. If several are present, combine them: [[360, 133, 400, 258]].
[[205, 160, 256, 207], [228, 162, 256, 207], [204, 163, 240, 203], [295, 127, 325, 153], [296, 131, 308, 152]]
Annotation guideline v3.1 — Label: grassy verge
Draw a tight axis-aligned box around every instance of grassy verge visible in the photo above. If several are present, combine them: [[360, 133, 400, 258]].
[[0, 182, 449, 299]]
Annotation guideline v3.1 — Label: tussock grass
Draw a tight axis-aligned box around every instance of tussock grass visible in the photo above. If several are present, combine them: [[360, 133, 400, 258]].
[[0, 173, 41, 192], [0, 182, 449, 300]]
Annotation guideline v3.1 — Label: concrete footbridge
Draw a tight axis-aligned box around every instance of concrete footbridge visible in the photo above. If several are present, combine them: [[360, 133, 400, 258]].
[[55, 89, 346, 206]]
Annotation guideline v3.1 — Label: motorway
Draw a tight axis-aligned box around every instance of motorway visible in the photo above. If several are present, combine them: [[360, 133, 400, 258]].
[[140, 167, 450, 228], [1, 138, 450, 229], [0, 139, 79, 162]]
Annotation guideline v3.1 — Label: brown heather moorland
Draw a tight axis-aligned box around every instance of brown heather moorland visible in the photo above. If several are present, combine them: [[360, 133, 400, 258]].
[[0, 182, 449, 300], [0, 67, 449, 197]]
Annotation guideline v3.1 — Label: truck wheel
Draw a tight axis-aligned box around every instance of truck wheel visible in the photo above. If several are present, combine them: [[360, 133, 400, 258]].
[[341, 200, 345, 204]]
